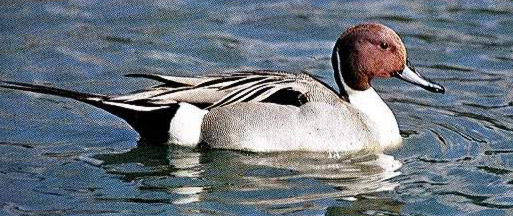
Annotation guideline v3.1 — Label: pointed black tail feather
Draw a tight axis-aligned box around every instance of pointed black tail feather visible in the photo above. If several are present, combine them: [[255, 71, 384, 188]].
[[0, 80, 109, 101], [0, 80, 178, 142]]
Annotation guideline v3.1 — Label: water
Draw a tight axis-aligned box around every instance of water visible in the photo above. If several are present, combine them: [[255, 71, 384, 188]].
[[1, 0, 513, 215]]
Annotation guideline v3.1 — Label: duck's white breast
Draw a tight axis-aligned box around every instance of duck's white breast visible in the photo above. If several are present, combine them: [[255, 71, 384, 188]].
[[200, 102, 380, 152]]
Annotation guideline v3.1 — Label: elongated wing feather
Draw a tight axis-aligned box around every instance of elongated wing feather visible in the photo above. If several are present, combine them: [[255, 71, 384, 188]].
[[125, 74, 208, 87]]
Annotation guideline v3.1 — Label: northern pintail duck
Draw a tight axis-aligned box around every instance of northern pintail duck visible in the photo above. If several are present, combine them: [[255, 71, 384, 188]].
[[1, 23, 444, 152]]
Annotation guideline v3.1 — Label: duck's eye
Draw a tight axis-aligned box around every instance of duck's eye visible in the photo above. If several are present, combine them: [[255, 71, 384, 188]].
[[380, 42, 389, 50]]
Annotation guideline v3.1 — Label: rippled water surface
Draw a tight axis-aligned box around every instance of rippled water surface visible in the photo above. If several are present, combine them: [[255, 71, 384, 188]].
[[1, 0, 513, 215]]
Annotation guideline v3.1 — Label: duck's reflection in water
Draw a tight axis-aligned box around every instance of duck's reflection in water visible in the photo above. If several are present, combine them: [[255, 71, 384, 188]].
[[92, 142, 402, 209], [220, 151, 401, 206]]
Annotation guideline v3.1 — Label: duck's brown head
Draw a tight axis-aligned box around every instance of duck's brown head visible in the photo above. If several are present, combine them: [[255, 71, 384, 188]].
[[331, 23, 444, 95]]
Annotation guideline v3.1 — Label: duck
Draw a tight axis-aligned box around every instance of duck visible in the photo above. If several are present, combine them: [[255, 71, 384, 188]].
[[0, 23, 444, 152]]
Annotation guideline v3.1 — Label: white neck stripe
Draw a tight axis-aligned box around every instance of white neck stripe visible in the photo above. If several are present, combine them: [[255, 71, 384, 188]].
[[335, 46, 360, 96], [335, 47, 344, 88]]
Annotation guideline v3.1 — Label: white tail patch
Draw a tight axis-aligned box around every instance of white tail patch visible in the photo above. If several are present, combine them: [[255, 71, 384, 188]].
[[169, 103, 208, 146]]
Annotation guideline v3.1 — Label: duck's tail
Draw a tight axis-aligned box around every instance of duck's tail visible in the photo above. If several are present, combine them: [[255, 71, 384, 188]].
[[0, 80, 178, 142]]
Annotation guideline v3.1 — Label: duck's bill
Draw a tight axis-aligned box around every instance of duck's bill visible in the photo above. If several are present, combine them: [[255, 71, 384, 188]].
[[395, 63, 445, 94]]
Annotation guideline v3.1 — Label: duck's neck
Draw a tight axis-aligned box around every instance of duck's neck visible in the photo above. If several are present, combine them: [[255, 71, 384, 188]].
[[343, 81, 401, 148]]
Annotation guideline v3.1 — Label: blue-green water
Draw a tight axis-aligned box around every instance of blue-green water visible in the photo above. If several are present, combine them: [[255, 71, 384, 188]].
[[1, 0, 513, 215]]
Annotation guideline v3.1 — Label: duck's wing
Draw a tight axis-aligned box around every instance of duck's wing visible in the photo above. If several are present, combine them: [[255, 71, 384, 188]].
[[115, 70, 344, 109]]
